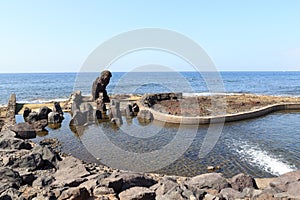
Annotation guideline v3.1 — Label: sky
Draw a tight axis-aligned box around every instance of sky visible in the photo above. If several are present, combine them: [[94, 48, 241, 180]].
[[0, 0, 300, 73]]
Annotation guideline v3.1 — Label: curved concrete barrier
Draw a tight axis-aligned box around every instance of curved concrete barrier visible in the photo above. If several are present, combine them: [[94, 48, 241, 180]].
[[137, 94, 300, 125]]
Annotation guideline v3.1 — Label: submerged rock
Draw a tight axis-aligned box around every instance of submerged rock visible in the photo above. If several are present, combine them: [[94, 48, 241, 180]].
[[137, 110, 153, 122]]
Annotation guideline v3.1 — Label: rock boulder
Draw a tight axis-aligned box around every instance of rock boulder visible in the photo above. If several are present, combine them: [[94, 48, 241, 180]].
[[92, 70, 112, 102]]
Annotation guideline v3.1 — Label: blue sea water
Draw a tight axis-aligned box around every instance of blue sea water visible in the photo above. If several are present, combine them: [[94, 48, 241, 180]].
[[3, 71, 300, 177], [1, 71, 300, 104]]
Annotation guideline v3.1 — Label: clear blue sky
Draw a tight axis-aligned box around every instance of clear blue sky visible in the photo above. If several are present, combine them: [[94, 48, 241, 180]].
[[0, 0, 300, 73]]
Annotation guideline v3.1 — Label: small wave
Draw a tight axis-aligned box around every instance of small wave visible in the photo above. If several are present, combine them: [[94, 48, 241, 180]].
[[229, 140, 297, 176], [182, 92, 244, 97], [17, 98, 68, 104]]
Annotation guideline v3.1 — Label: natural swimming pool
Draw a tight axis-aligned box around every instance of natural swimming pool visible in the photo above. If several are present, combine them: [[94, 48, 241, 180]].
[[16, 109, 299, 178]]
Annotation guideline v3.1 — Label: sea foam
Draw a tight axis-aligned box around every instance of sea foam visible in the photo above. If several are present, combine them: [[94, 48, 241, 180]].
[[229, 140, 297, 176]]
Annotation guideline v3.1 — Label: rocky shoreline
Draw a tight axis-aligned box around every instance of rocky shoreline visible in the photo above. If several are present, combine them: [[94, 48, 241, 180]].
[[0, 95, 299, 200], [0, 128, 300, 200]]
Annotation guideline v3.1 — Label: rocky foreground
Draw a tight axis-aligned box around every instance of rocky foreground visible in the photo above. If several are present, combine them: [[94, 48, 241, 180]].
[[0, 129, 299, 200]]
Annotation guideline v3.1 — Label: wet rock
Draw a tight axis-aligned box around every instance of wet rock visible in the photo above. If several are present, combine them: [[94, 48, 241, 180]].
[[0, 167, 22, 194], [220, 188, 244, 199], [70, 111, 87, 126], [37, 106, 52, 120], [9, 120, 48, 139], [12, 127, 36, 139], [48, 112, 63, 124], [32, 119, 48, 130], [23, 107, 31, 119], [53, 102, 63, 116], [26, 111, 38, 123], [58, 187, 90, 200], [70, 102, 94, 126], [187, 173, 230, 191], [119, 187, 155, 200], [92, 70, 112, 102], [230, 173, 258, 191]]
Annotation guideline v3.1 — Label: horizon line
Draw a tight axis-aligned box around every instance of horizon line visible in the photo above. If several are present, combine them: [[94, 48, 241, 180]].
[[0, 70, 299, 74]]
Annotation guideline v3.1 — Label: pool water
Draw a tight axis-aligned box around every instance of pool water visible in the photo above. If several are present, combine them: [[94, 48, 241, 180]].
[[17, 110, 300, 178]]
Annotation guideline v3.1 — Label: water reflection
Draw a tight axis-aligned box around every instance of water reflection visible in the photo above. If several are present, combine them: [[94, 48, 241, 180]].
[[20, 111, 300, 178], [36, 130, 49, 137], [48, 123, 62, 130]]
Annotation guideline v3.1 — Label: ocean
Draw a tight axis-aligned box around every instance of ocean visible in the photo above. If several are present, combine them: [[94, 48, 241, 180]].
[[1, 71, 300, 105], [2, 71, 300, 177]]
